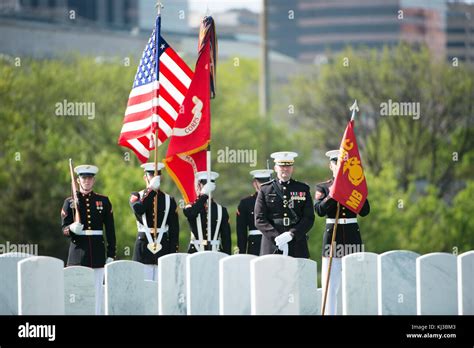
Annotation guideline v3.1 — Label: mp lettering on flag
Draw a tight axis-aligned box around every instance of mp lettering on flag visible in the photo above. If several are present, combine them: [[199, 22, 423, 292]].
[[329, 120, 368, 214], [118, 14, 194, 163]]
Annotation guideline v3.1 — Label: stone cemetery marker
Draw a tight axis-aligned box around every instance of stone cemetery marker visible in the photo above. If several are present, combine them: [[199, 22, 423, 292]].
[[105, 260, 144, 315], [144, 280, 158, 315], [296, 258, 318, 315], [186, 251, 227, 315], [416, 252, 457, 315], [158, 253, 188, 315], [457, 251, 474, 315], [0, 252, 31, 315], [219, 254, 256, 315], [18, 256, 64, 315], [251, 255, 299, 315], [64, 266, 95, 315], [378, 250, 419, 315], [342, 252, 378, 315]]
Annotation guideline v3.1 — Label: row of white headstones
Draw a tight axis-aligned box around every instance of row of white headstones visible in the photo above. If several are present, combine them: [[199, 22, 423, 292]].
[[0, 250, 472, 315]]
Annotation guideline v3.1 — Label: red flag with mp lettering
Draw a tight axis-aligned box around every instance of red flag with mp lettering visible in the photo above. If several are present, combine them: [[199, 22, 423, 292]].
[[164, 150, 207, 204], [329, 120, 368, 214]]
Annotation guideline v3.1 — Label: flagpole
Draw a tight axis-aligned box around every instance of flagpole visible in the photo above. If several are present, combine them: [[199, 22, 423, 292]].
[[321, 100, 360, 315], [206, 146, 212, 252], [350, 99, 359, 121], [321, 203, 340, 315], [152, 2, 163, 251], [204, 12, 214, 252]]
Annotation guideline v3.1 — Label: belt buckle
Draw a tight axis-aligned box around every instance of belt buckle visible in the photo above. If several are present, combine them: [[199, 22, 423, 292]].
[[339, 218, 345, 224], [283, 217, 290, 226]]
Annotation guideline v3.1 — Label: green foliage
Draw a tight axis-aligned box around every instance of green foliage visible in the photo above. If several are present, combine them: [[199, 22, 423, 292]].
[[290, 43, 474, 193], [0, 45, 473, 264]]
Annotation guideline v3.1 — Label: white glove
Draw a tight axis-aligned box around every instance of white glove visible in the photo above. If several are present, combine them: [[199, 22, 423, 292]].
[[69, 222, 84, 234], [275, 231, 293, 248], [201, 182, 216, 195], [279, 243, 289, 255], [148, 176, 160, 190], [106, 257, 114, 264]]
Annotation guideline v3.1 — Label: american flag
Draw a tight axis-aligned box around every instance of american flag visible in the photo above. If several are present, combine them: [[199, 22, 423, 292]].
[[118, 15, 194, 163]]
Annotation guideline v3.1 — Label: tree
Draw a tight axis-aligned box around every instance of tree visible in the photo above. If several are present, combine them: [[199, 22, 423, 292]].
[[290, 43, 474, 196]]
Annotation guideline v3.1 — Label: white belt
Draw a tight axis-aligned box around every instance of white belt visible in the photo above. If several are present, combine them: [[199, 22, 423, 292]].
[[192, 240, 220, 247], [248, 230, 262, 236], [138, 226, 169, 234], [77, 230, 103, 236], [326, 218, 357, 225]]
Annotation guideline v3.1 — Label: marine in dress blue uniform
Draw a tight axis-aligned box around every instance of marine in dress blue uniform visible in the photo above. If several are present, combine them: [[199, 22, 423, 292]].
[[254, 152, 315, 258], [236, 169, 273, 255]]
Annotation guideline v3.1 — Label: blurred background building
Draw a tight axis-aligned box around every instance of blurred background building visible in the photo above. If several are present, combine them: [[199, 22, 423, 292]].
[[1, 0, 472, 62], [0, 0, 472, 107], [447, 0, 474, 63]]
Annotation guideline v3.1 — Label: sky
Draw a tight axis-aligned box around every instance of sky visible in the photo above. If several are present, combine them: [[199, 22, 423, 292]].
[[188, 0, 261, 13], [187, 0, 474, 14]]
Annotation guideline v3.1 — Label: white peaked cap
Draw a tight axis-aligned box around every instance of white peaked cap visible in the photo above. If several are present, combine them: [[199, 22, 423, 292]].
[[141, 162, 165, 173], [250, 169, 273, 179], [195, 171, 219, 182], [271, 151, 298, 165], [74, 165, 99, 176], [325, 150, 340, 161]]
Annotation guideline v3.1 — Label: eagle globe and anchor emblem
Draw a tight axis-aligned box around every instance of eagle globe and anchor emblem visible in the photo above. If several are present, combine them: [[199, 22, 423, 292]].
[[342, 156, 365, 186]]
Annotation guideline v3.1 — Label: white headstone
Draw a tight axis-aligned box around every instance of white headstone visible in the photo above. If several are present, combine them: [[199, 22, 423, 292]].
[[158, 253, 187, 315], [0, 253, 31, 315], [378, 250, 419, 315], [342, 252, 378, 315], [100, 283, 105, 315], [144, 280, 158, 315], [186, 251, 227, 315], [219, 254, 256, 315], [18, 256, 64, 315], [296, 258, 318, 315], [105, 261, 144, 315], [457, 251, 474, 315], [64, 266, 95, 315], [316, 288, 322, 315], [251, 255, 299, 315], [337, 285, 342, 315], [416, 252, 457, 315]]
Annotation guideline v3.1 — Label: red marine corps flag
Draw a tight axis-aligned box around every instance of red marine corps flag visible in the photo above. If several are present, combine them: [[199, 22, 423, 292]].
[[329, 100, 368, 214], [164, 15, 217, 204]]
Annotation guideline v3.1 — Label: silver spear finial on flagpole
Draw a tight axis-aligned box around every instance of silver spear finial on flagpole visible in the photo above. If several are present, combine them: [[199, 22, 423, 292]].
[[350, 99, 359, 121], [155, 1, 164, 15]]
